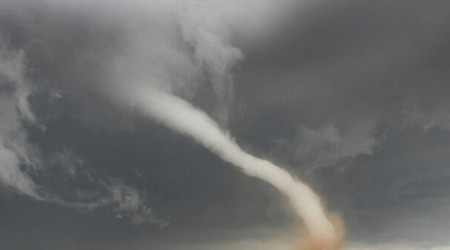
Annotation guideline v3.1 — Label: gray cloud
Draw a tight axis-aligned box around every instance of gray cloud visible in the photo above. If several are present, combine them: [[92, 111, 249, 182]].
[[0, 43, 39, 197], [0, 40, 167, 226], [234, 0, 450, 174], [280, 122, 378, 170]]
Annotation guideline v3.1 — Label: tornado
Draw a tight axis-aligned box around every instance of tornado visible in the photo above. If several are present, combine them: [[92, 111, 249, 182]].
[[118, 85, 343, 249]]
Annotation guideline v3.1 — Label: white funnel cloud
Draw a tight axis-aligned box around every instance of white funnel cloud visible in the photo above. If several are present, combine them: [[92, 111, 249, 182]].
[[119, 85, 339, 247]]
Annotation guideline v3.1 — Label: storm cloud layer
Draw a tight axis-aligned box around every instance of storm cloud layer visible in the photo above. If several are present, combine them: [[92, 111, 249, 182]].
[[1, 0, 450, 249]]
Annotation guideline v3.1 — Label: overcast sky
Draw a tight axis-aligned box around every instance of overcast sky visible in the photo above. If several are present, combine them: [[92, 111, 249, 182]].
[[1, 0, 450, 249]]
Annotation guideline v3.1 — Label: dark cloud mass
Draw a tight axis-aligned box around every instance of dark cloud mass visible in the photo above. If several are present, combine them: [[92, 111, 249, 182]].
[[1, 0, 450, 249]]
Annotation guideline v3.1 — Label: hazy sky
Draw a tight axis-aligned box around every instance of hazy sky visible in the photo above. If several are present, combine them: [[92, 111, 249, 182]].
[[1, 0, 450, 249]]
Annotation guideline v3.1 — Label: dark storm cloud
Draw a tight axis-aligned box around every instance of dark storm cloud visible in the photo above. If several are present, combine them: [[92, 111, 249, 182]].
[[0, 0, 175, 227], [234, 0, 450, 170], [1, 0, 450, 249]]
